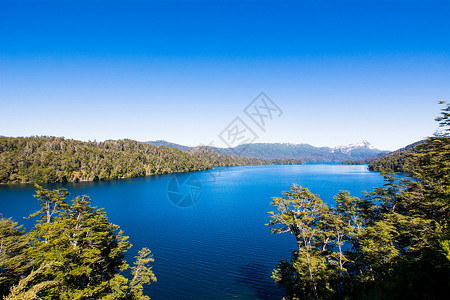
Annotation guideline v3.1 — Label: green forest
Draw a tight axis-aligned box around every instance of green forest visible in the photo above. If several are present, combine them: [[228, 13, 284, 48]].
[[267, 102, 450, 299], [0, 137, 303, 184], [0, 185, 155, 299]]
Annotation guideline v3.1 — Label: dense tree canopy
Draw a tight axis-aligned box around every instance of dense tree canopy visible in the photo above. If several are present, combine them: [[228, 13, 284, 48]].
[[0, 137, 303, 184], [0, 186, 156, 299], [268, 102, 450, 299], [0, 218, 30, 297], [367, 145, 419, 172]]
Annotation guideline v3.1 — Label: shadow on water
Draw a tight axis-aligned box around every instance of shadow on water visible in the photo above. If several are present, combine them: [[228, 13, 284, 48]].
[[235, 263, 285, 300]]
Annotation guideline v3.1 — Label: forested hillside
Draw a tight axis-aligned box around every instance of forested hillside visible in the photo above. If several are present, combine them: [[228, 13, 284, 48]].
[[367, 140, 424, 172], [0, 137, 303, 184]]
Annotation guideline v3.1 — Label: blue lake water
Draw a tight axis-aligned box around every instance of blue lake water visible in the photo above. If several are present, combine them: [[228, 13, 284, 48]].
[[0, 163, 386, 299]]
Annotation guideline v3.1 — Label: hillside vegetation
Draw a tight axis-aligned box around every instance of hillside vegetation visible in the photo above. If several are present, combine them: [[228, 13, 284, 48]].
[[0, 136, 303, 184], [367, 140, 424, 172]]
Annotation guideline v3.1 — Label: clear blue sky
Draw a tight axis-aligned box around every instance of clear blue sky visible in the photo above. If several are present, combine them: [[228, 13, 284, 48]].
[[1, 0, 449, 150]]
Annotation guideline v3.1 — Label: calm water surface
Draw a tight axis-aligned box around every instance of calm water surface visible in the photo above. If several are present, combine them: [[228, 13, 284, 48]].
[[0, 164, 386, 299]]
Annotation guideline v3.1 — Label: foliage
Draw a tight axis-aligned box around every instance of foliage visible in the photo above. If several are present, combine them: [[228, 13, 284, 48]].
[[0, 137, 303, 184], [268, 186, 341, 299], [268, 102, 450, 299], [0, 218, 30, 296], [4, 262, 60, 300], [128, 248, 157, 300], [367, 140, 424, 172], [0, 186, 156, 299], [435, 100, 450, 136]]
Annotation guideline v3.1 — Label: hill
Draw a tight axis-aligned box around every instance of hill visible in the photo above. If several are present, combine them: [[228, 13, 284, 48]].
[[0, 136, 303, 184], [342, 152, 388, 165], [142, 140, 192, 151], [367, 140, 425, 172]]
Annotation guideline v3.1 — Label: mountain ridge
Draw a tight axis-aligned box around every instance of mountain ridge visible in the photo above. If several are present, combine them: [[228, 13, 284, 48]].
[[143, 140, 389, 162]]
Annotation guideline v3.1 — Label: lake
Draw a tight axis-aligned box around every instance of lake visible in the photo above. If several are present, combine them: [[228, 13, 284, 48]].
[[0, 163, 386, 299]]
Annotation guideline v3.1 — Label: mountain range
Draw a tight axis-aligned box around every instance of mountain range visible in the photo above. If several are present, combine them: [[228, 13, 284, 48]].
[[143, 140, 389, 162]]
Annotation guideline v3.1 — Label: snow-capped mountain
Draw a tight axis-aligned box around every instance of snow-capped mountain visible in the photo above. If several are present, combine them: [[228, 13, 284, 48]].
[[332, 140, 375, 154]]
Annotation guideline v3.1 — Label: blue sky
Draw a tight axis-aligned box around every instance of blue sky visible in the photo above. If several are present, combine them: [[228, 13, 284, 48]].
[[1, 0, 450, 150]]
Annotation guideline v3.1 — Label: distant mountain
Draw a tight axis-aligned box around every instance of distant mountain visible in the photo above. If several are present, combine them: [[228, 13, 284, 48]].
[[332, 140, 374, 154], [142, 140, 193, 152], [187, 146, 303, 166], [213, 141, 388, 162], [143, 140, 389, 162], [342, 152, 387, 165]]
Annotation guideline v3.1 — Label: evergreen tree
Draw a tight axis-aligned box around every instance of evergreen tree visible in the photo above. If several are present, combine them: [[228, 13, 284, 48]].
[[1, 185, 157, 299], [268, 185, 340, 299], [26, 190, 132, 299], [4, 262, 60, 300], [0, 217, 30, 297], [128, 248, 157, 300]]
